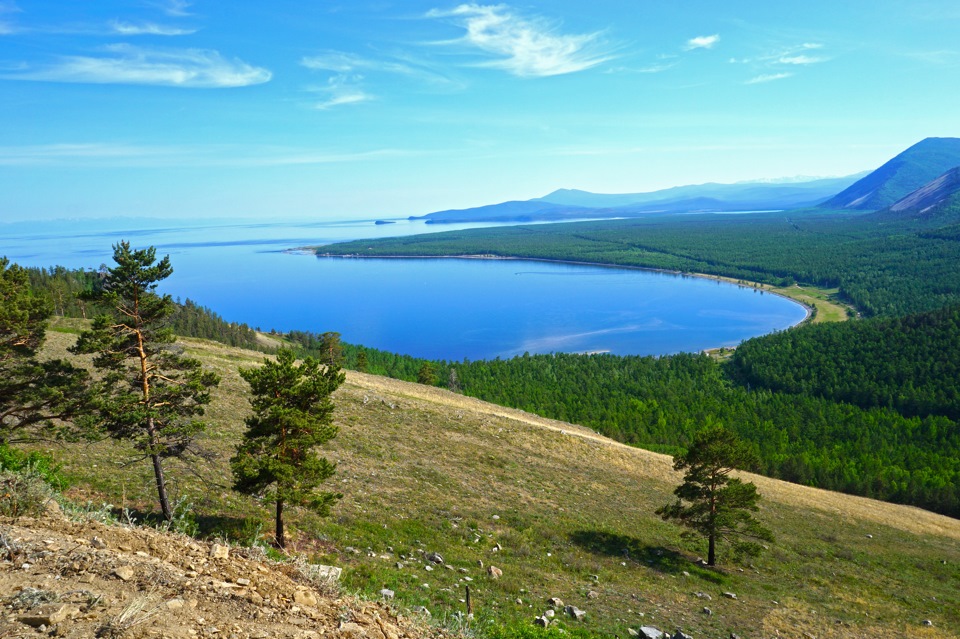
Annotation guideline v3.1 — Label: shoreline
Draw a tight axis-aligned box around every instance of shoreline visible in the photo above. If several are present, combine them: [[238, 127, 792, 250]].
[[309, 251, 846, 351]]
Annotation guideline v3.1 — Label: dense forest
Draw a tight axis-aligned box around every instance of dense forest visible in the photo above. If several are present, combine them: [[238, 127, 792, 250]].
[[25, 265, 261, 350], [729, 304, 960, 420], [321, 202, 960, 318]]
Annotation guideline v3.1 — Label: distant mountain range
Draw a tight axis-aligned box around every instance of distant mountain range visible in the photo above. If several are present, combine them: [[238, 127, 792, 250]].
[[410, 137, 960, 224], [820, 137, 960, 210], [412, 175, 865, 224]]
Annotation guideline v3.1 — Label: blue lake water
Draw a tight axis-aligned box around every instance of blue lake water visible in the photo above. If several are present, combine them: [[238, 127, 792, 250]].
[[1, 217, 808, 360]]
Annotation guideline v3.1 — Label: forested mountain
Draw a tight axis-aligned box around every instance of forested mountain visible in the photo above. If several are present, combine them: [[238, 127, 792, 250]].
[[820, 137, 960, 210], [729, 304, 960, 420]]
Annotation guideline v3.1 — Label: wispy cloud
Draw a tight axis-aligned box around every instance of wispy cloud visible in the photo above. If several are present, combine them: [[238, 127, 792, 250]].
[[0, 0, 19, 34], [302, 51, 413, 75], [745, 72, 793, 84], [2, 45, 271, 87], [777, 54, 825, 65], [685, 34, 720, 50], [426, 4, 615, 77], [152, 0, 192, 18], [109, 20, 196, 36], [309, 74, 374, 110], [0, 142, 424, 167]]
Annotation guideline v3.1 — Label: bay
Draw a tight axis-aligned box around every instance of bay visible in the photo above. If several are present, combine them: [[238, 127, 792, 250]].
[[1, 217, 808, 360]]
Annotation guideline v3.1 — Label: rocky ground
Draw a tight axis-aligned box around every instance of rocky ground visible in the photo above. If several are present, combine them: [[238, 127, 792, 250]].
[[0, 506, 432, 639]]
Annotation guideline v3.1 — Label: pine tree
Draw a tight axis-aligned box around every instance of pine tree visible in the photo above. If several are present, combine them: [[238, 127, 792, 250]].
[[657, 425, 773, 566], [417, 361, 437, 385], [71, 242, 220, 521], [1, 258, 91, 444], [231, 347, 344, 549]]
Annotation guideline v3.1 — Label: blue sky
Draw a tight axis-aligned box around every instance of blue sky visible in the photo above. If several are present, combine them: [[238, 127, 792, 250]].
[[1, 0, 959, 221]]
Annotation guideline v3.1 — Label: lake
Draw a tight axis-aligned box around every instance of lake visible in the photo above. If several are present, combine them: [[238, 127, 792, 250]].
[[1, 217, 808, 360]]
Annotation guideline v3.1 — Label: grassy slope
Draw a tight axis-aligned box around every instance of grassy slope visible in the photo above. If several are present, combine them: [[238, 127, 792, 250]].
[[39, 326, 960, 639]]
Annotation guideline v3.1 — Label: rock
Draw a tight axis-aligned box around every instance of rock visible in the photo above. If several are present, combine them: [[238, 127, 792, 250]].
[[923, 620, 934, 627], [313, 565, 342, 581], [702, 607, 712, 615], [628, 629, 640, 637], [210, 544, 230, 560], [866, 534, 873, 539], [638, 627, 664, 639], [166, 599, 185, 610], [534, 616, 549, 628], [591, 574, 599, 582], [730, 634, 741, 639], [379, 588, 395, 599], [396, 562, 404, 569], [18, 604, 78, 627], [412, 606, 431, 618], [587, 590, 599, 599], [673, 632, 693, 639], [426, 552, 444, 564], [516, 598, 523, 605], [492, 515, 500, 520], [492, 543, 502, 552], [477, 559, 484, 568], [488, 566, 503, 579], [293, 589, 318, 607], [43, 498, 64, 520], [694, 591, 712, 600], [565, 605, 586, 622], [424, 565, 434, 572], [339, 622, 369, 639], [113, 566, 135, 581], [722, 592, 738, 600], [547, 597, 564, 609], [236, 578, 251, 587], [91, 536, 108, 549]]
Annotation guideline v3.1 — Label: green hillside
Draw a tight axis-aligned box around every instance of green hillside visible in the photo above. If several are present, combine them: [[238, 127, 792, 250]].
[[820, 137, 960, 210]]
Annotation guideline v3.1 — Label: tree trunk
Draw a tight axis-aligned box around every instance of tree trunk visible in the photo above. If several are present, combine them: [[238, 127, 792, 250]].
[[151, 451, 173, 521], [707, 532, 716, 566], [275, 498, 285, 549]]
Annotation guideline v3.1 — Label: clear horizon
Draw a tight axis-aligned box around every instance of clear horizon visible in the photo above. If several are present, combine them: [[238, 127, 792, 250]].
[[1, 1, 959, 222]]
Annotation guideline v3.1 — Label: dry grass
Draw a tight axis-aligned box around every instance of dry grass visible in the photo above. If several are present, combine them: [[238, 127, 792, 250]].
[[36, 328, 960, 638]]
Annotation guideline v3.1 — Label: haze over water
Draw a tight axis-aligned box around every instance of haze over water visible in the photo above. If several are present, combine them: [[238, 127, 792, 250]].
[[2, 217, 807, 360]]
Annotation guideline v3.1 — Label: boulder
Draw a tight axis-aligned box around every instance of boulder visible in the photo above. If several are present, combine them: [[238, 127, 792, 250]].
[[638, 627, 664, 639], [426, 552, 444, 564], [547, 597, 564, 609], [565, 605, 586, 622], [534, 616, 549, 628], [488, 566, 503, 579]]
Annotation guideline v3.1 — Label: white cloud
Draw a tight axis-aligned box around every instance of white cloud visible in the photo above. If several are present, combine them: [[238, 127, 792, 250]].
[[2, 45, 271, 87], [310, 75, 374, 110], [745, 72, 793, 84], [301, 51, 415, 76], [426, 4, 614, 77], [685, 34, 719, 50], [778, 54, 826, 65], [109, 20, 196, 36]]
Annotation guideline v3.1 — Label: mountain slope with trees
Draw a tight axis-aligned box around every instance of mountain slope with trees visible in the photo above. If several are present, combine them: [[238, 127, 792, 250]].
[[820, 137, 960, 210]]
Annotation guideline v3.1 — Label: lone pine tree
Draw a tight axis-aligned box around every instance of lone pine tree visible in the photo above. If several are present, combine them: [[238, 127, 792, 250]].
[[231, 347, 344, 549], [657, 425, 773, 566], [72, 242, 219, 521]]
